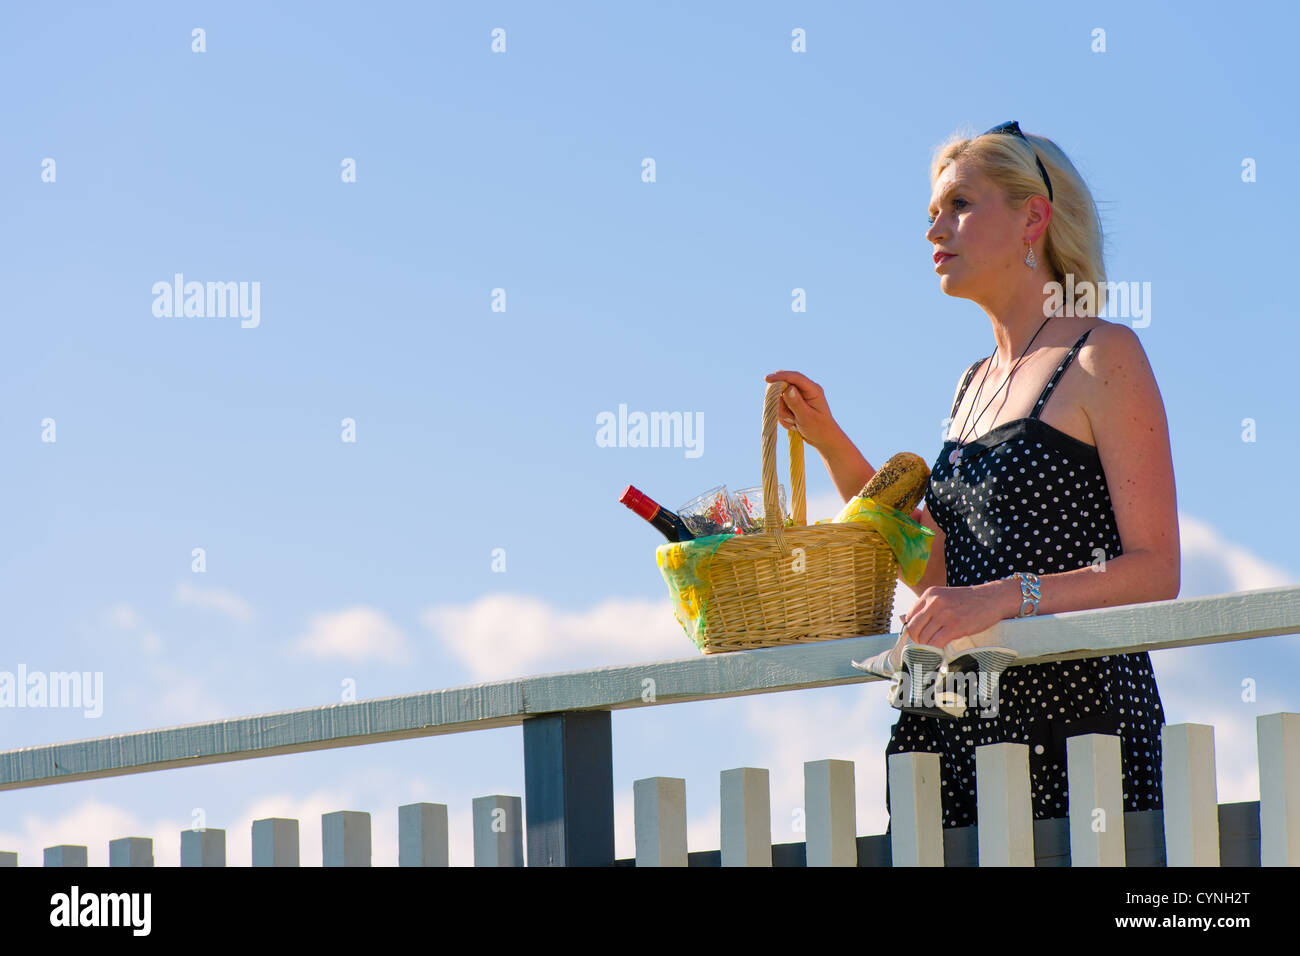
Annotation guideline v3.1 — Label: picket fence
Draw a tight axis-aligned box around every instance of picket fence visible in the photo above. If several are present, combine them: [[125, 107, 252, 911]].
[[2, 585, 1298, 866]]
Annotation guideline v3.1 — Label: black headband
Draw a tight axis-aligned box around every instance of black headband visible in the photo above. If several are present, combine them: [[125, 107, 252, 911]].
[[982, 120, 1054, 202]]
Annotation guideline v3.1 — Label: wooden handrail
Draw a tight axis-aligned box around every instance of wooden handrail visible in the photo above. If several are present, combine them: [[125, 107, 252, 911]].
[[2, 584, 1298, 792]]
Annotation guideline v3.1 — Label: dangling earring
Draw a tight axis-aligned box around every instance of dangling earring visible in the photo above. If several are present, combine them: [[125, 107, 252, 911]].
[[1025, 245, 1037, 270]]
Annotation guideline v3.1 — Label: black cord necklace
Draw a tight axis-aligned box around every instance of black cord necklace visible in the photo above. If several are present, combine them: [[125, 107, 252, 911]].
[[949, 312, 1057, 470]]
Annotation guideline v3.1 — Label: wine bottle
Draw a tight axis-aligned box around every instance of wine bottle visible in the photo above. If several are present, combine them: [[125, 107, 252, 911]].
[[619, 485, 695, 542]]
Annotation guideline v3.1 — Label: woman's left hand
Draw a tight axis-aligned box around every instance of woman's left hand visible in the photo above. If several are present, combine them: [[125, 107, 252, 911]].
[[900, 583, 1014, 648]]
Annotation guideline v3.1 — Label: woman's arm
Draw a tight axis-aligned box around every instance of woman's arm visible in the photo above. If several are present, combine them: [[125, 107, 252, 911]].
[[815, 427, 875, 503], [998, 323, 1181, 616]]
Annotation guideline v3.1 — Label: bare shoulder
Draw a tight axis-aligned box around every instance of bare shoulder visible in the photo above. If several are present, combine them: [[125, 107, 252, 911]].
[[1075, 320, 1158, 384], [1074, 320, 1168, 431]]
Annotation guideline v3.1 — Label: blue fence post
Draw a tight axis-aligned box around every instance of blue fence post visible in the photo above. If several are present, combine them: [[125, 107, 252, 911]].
[[523, 710, 614, 866]]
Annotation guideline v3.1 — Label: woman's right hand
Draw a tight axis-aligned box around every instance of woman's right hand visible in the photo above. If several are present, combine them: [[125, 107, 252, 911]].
[[764, 370, 843, 451]]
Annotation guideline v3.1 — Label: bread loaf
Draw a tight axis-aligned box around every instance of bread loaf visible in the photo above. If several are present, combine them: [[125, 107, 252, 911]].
[[858, 452, 930, 515]]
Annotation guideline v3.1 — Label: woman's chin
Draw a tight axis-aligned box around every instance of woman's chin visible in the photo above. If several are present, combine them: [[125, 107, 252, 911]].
[[936, 275, 980, 302]]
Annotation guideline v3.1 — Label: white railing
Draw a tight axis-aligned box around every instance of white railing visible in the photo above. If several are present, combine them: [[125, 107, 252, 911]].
[[2, 584, 1298, 866]]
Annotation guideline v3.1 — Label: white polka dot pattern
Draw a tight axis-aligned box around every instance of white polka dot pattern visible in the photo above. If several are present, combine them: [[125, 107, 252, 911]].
[[884, 329, 1166, 831]]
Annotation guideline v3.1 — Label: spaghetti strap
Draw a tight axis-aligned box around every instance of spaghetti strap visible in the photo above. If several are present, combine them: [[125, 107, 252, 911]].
[[949, 359, 984, 420], [1029, 329, 1094, 420]]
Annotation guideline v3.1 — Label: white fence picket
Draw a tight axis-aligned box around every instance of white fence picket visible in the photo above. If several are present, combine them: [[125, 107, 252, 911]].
[[887, 751, 943, 866], [252, 817, 299, 867], [804, 759, 856, 867], [1161, 723, 1219, 866], [181, 828, 226, 867], [398, 802, 448, 867], [322, 810, 371, 867], [975, 741, 1034, 866], [720, 767, 770, 867], [109, 836, 154, 867], [43, 845, 87, 867], [472, 795, 523, 866], [1067, 733, 1125, 866], [633, 776, 688, 867], [1257, 711, 1300, 867]]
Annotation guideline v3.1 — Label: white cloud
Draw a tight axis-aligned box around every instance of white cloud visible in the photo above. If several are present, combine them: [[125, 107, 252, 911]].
[[420, 594, 693, 681], [234, 787, 396, 866], [0, 789, 380, 867], [0, 770, 511, 867], [291, 607, 410, 665], [145, 663, 229, 724], [1158, 704, 1263, 806], [106, 603, 141, 630], [0, 799, 186, 867], [173, 581, 256, 623], [1178, 511, 1296, 597]]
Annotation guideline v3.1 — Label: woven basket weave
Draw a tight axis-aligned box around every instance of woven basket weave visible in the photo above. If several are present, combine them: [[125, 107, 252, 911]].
[[665, 380, 901, 653]]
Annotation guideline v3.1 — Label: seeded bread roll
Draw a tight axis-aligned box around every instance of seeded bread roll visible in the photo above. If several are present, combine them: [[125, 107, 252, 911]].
[[858, 452, 930, 515]]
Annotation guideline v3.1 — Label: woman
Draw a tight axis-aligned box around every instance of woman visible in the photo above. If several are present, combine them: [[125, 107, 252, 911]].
[[766, 121, 1179, 830]]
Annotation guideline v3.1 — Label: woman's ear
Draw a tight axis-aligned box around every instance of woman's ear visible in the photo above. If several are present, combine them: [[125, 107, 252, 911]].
[[1023, 195, 1052, 244]]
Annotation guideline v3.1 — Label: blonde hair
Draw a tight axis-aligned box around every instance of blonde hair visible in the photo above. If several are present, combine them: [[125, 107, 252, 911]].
[[930, 122, 1107, 316]]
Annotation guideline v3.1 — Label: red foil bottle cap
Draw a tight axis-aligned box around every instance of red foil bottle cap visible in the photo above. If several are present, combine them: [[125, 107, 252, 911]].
[[619, 484, 658, 520]]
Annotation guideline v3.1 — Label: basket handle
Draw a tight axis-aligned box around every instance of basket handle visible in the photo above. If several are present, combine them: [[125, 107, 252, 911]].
[[762, 380, 808, 552]]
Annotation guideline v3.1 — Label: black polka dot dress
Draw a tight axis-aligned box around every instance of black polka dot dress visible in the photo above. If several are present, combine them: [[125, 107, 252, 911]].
[[884, 329, 1166, 830]]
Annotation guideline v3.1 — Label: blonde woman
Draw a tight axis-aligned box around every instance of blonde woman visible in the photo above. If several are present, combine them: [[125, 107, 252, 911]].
[[766, 121, 1179, 831]]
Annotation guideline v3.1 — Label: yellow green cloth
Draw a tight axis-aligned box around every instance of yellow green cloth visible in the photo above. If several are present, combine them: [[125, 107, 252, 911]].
[[816, 496, 934, 586], [655, 533, 732, 651]]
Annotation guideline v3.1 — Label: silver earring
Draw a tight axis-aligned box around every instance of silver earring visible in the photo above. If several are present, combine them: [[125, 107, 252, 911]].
[[1025, 245, 1037, 270]]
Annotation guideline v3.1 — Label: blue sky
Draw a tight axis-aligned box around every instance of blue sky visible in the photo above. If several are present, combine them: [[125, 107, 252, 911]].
[[2, 0, 1298, 864]]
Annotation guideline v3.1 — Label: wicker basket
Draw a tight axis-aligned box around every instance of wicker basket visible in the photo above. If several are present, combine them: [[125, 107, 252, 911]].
[[657, 380, 901, 653]]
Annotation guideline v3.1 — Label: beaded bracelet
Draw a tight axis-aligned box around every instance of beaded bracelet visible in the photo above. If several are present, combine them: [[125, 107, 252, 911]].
[[1006, 571, 1041, 617]]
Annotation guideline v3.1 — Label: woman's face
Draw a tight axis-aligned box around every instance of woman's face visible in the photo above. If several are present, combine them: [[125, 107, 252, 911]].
[[925, 158, 1027, 302]]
